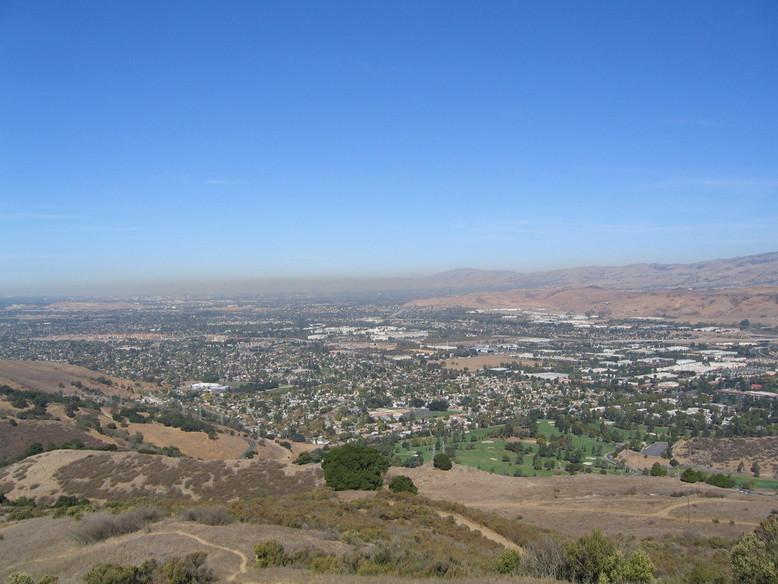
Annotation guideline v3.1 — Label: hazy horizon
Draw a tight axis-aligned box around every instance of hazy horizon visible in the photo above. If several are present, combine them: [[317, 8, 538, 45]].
[[3, 2, 777, 295]]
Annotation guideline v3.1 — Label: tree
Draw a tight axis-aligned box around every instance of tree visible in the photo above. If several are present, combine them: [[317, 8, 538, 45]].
[[321, 444, 389, 490], [752, 461, 761, 477], [427, 399, 449, 412], [388, 475, 418, 494], [433, 453, 452, 470], [649, 462, 667, 477], [730, 515, 778, 584]]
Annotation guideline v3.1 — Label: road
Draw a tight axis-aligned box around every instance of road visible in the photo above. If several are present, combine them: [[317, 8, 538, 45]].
[[641, 441, 669, 457]]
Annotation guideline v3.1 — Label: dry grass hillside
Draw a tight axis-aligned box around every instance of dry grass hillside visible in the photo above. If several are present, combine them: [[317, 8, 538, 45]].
[[0, 450, 321, 504], [0, 419, 112, 458], [387, 464, 777, 541], [409, 286, 778, 324], [0, 359, 155, 397], [672, 436, 778, 478], [121, 422, 250, 460]]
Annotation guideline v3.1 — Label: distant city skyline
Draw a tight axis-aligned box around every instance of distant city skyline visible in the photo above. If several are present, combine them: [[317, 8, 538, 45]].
[[2, 1, 777, 295]]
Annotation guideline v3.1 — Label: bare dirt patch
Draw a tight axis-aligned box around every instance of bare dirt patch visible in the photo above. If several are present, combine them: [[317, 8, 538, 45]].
[[435, 355, 540, 371]]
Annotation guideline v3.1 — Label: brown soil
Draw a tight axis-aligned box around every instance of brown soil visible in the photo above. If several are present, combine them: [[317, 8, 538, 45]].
[[435, 355, 540, 371]]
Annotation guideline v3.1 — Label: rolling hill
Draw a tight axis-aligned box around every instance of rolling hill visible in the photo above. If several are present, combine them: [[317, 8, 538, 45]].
[[413, 251, 778, 292], [408, 285, 778, 324]]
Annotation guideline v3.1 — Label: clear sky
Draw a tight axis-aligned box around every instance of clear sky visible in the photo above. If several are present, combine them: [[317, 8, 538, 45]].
[[2, 1, 777, 295]]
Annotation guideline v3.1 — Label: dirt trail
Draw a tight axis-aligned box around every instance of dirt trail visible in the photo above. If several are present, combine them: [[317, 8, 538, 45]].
[[164, 529, 249, 581], [468, 498, 760, 527], [436, 511, 522, 551], [2, 526, 250, 582]]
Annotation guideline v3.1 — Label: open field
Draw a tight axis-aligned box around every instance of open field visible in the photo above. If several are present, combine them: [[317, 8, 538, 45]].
[[435, 355, 540, 371]]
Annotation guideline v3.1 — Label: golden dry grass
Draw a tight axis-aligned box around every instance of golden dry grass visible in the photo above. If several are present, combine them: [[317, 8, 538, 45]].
[[123, 422, 248, 460]]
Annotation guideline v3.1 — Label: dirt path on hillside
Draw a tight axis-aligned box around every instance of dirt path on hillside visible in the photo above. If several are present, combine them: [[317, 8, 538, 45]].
[[165, 530, 249, 581], [2, 526, 251, 582], [437, 511, 522, 551], [468, 498, 760, 527]]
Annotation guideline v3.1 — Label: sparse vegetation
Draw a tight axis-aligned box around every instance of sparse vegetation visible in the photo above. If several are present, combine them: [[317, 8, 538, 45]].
[[75, 507, 164, 543]]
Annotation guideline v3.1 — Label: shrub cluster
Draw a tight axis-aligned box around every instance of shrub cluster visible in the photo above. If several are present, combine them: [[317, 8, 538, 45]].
[[82, 553, 213, 584], [75, 507, 163, 543]]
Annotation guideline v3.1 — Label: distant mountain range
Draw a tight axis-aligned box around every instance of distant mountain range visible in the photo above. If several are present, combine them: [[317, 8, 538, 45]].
[[412, 252, 778, 293]]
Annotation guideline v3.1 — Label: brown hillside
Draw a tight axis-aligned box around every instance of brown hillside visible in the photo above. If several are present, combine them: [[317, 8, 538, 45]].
[[123, 422, 250, 460], [0, 450, 322, 504], [0, 419, 111, 458], [408, 286, 778, 324], [672, 437, 778, 478], [0, 359, 153, 397], [388, 464, 776, 540]]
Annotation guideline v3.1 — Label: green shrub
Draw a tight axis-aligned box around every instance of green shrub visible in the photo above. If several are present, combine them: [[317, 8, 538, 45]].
[[388, 475, 418, 494], [565, 530, 623, 583], [493, 550, 523, 575], [307, 555, 343, 574], [5, 573, 33, 584], [433, 453, 452, 470], [730, 515, 778, 584], [82, 561, 156, 584], [254, 540, 287, 568], [321, 444, 389, 490], [619, 548, 655, 584]]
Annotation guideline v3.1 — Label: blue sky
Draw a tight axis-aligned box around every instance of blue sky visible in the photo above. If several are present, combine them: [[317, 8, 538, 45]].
[[1, 1, 777, 294]]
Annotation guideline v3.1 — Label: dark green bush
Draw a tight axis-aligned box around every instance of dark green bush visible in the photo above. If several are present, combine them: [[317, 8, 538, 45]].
[[321, 444, 389, 490], [388, 475, 418, 494], [433, 453, 452, 470]]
